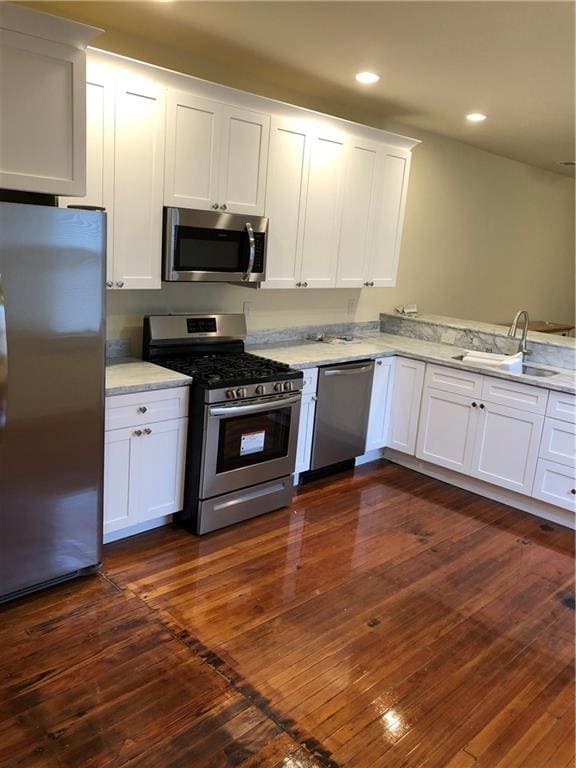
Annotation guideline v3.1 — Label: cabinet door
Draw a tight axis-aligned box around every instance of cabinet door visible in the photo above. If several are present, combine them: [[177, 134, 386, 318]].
[[130, 418, 187, 523], [164, 90, 220, 211], [299, 131, 345, 289], [336, 138, 379, 288], [369, 149, 411, 288], [295, 394, 317, 474], [103, 427, 133, 534], [539, 417, 576, 469], [470, 403, 544, 495], [219, 106, 270, 215], [365, 358, 393, 451], [0, 30, 86, 195], [416, 388, 477, 473], [60, 71, 115, 285], [388, 358, 425, 455], [113, 76, 165, 289], [532, 459, 576, 512], [263, 118, 308, 289]]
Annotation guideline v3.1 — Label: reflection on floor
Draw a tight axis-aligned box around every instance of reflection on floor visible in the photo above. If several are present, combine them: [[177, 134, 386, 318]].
[[1, 460, 574, 768]]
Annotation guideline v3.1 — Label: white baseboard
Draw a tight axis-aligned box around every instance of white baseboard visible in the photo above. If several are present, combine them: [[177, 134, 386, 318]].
[[104, 515, 173, 544], [377, 448, 575, 530]]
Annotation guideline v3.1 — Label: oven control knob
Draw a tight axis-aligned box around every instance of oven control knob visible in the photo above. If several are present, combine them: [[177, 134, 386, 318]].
[[255, 385, 265, 395], [226, 389, 236, 399], [283, 382, 292, 392], [274, 383, 283, 393], [236, 388, 246, 398]]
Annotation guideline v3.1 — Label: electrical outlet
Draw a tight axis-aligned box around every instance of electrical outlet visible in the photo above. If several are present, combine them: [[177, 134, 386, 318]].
[[441, 329, 457, 345], [347, 299, 357, 316], [243, 301, 254, 317]]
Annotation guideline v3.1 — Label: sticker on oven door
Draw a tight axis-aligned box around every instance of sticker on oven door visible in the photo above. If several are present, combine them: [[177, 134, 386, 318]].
[[240, 430, 266, 456]]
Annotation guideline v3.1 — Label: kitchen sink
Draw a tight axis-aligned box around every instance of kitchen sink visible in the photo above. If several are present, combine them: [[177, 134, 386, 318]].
[[451, 354, 558, 377]]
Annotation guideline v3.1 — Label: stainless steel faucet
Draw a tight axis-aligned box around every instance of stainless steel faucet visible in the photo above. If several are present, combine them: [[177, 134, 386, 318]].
[[508, 310, 531, 356]]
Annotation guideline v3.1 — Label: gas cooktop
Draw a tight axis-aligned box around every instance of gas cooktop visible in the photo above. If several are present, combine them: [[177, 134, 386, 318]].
[[158, 351, 301, 389]]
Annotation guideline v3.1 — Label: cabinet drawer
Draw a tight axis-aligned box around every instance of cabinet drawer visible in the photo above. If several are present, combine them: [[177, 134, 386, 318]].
[[105, 387, 189, 430], [539, 418, 576, 468], [301, 367, 319, 396], [546, 391, 576, 423], [532, 459, 576, 512], [481, 376, 548, 414], [425, 364, 483, 398]]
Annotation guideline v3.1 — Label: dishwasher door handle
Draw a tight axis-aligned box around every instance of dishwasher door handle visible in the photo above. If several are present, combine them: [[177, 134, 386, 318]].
[[323, 364, 373, 376]]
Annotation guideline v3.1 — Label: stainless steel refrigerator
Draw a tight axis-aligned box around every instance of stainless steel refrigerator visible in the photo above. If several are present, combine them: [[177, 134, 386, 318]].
[[0, 202, 105, 602]]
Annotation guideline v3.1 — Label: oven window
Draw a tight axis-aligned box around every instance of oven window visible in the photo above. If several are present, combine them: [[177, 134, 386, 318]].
[[175, 226, 245, 272], [216, 408, 291, 473]]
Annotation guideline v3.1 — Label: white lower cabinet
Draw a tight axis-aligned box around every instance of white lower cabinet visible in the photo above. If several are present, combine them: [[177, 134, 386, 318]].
[[365, 358, 394, 451], [533, 460, 576, 512], [416, 389, 476, 473], [469, 402, 544, 495], [388, 358, 425, 455], [104, 388, 188, 537], [294, 368, 318, 475]]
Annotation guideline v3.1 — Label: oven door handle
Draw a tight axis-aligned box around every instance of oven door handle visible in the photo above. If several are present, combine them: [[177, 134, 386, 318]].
[[209, 393, 301, 417], [242, 222, 255, 281]]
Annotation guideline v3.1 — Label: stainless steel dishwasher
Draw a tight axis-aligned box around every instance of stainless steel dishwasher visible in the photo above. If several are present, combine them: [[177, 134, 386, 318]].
[[311, 360, 375, 470]]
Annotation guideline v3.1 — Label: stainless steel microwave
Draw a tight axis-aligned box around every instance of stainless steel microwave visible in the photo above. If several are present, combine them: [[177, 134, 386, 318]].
[[163, 207, 268, 284]]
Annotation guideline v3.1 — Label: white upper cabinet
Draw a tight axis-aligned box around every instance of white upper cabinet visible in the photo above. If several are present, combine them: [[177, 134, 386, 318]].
[[262, 118, 308, 289], [60, 66, 115, 281], [164, 92, 270, 215], [0, 5, 101, 196], [336, 138, 379, 289], [164, 92, 221, 211], [113, 75, 165, 289], [299, 131, 345, 289], [218, 106, 270, 215]]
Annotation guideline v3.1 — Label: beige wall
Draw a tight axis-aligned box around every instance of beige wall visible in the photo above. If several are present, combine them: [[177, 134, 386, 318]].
[[43, 10, 573, 351]]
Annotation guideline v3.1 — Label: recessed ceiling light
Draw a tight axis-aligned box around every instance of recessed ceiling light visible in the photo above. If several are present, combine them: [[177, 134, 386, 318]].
[[466, 112, 487, 123], [355, 71, 380, 85]]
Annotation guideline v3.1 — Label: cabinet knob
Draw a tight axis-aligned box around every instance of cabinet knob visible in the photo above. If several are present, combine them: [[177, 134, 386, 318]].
[[296, 282, 302, 287], [116, 281, 124, 288], [370, 281, 375, 287], [571, 489, 576, 495], [220, 204, 227, 211], [377, 360, 382, 366], [479, 403, 485, 409], [144, 428, 152, 435], [133, 430, 143, 437], [211, 203, 219, 210], [472, 402, 477, 408], [105, 280, 113, 288], [138, 406, 147, 413], [302, 281, 308, 288]]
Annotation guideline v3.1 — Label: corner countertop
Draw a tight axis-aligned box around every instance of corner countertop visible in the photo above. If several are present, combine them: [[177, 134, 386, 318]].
[[249, 332, 576, 395], [105, 360, 192, 396]]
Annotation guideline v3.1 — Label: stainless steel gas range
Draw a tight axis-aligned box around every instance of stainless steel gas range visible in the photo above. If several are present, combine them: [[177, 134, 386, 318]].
[[143, 314, 303, 534]]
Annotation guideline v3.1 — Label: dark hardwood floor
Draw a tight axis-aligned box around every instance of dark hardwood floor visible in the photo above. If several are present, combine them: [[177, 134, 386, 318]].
[[1, 461, 574, 768]]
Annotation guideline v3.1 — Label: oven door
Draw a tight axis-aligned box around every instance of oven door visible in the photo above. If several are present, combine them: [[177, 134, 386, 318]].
[[200, 392, 301, 498], [163, 207, 266, 283]]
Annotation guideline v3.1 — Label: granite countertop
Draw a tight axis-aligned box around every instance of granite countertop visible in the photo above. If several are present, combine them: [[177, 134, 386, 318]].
[[249, 332, 576, 395], [106, 360, 192, 396]]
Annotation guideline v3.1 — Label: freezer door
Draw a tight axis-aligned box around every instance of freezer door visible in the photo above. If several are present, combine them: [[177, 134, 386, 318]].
[[0, 203, 105, 600], [311, 360, 375, 470]]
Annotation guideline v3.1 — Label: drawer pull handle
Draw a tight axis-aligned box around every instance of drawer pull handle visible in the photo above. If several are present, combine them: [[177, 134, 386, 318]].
[[138, 406, 148, 413]]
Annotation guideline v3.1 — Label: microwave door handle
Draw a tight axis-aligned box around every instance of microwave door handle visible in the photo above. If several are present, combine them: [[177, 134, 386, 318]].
[[243, 222, 255, 281]]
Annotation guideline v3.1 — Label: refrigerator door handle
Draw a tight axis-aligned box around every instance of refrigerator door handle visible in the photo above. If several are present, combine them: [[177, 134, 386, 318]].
[[0, 273, 6, 432]]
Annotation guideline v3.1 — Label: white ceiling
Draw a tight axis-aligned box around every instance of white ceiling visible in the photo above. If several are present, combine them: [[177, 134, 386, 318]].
[[27, 1, 576, 175]]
